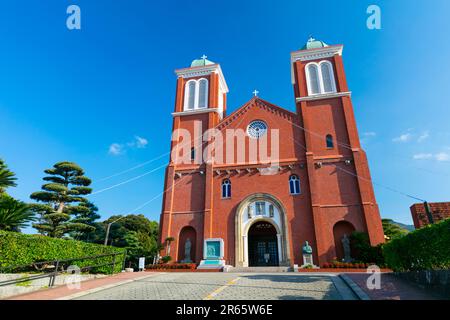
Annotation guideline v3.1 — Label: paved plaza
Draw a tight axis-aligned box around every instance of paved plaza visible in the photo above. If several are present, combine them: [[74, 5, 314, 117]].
[[71, 273, 356, 300]]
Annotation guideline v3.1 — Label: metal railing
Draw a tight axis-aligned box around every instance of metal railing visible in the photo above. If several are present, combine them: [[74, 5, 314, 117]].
[[0, 251, 126, 288]]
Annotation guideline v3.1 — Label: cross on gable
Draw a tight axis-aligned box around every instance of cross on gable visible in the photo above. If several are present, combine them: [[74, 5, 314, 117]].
[[253, 90, 259, 97]]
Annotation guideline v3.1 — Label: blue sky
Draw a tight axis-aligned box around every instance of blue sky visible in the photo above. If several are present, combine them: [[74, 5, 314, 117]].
[[1, 0, 450, 232]]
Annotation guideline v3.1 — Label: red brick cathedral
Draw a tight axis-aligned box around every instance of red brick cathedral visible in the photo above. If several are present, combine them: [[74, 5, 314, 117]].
[[159, 38, 384, 268]]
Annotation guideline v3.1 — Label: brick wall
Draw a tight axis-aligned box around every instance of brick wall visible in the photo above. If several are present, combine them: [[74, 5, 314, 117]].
[[410, 202, 450, 229]]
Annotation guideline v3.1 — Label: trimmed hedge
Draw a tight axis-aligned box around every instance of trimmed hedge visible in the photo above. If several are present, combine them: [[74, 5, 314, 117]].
[[383, 219, 450, 271], [0, 231, 126, 274]]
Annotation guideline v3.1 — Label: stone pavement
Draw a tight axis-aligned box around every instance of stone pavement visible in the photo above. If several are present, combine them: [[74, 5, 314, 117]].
[[5, 271, 159, 300], [5, 271, 444, 300], [72, 273, 356, 300], [344, 273, 448, 300]]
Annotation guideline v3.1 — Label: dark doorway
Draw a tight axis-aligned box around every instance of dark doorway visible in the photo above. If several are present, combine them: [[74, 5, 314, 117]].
[[248, 221, 279, 267]]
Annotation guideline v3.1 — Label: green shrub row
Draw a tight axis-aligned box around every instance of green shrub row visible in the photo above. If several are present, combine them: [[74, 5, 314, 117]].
[[383, 219, 450, 271], [0, 231, 126, 274]]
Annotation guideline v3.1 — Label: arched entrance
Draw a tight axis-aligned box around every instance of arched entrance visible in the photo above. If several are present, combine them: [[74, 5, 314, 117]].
[[333, 221, 355, 261], [248, 221, 279, 266], [178, 226, 196, 263], [235, 193, 291, 267]]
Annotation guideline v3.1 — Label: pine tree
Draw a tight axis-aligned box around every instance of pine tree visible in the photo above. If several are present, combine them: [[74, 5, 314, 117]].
[[70, 201, 101, 241], [30, 161, 94, 238]]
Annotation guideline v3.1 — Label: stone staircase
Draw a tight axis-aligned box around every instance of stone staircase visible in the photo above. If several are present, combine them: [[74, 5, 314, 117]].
[[224, 266, 292, 273]]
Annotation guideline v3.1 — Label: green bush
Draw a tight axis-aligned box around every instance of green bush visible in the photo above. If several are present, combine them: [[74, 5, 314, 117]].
[[383, 219, 450, 271], [0, 231, 125, 274], [350, 231, 385, 265]]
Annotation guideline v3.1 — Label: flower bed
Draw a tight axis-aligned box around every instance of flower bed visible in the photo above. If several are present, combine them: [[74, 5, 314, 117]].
[[145, 263, 196, 271], [322, 262, 387, 269]]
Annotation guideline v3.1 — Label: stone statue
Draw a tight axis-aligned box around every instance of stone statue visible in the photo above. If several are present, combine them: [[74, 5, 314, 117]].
[[207, 245, 215, 257], [184, 238, 192, 262], [302, 241, 313, 254], [341, 234, 352, 262]]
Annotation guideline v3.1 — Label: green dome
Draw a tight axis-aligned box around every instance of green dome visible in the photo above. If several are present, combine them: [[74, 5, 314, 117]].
[[301, 37, 328, 50], [191, 55, 215, 67]]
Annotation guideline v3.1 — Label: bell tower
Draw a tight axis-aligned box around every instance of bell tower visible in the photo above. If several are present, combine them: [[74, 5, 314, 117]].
[[291, 38, 384, 264], [159, 56, 229, 259]]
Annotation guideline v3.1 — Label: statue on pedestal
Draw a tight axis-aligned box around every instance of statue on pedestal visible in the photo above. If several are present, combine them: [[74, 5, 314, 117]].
[[301, 241, 315, 268]]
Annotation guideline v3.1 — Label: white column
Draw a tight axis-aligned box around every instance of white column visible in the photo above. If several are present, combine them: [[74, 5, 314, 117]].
[[276, 234, 282, 264], [243, 235, 248, 267]]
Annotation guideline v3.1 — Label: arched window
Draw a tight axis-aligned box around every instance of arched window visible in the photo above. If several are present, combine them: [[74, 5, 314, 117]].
[[320, 61, 336, 93], [190, 147, 195, 161], [326, 134, 334, 148], [198, 79, 208, 109], [289, 175, 301, 195], [185, 80, 196, 110], [222, 179, 231, 198], [306, 64, 320, 95], [305, 61, 336, 96]]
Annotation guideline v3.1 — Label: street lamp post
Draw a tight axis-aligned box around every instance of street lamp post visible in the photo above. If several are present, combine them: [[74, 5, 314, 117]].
[[104, 216, 126, 246]]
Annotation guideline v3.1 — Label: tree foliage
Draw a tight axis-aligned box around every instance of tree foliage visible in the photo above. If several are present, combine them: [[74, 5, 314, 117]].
[[382, 219, 409, 241], [350, 231, 384, 265], [0, 194, 35, 232], [30, 161, 96, 238], [90, 214, 159, 269], [0, 159, 17, 193]]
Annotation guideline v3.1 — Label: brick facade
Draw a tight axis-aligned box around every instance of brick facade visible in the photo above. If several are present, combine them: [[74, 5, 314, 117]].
[[159, 42, 385, 268], [410, 202, 450, 229]]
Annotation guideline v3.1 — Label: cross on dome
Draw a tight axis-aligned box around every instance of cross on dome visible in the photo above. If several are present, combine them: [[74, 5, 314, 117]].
[[201, 54, 208, 60]]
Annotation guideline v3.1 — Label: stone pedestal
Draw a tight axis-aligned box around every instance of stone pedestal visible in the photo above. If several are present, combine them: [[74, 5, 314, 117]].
[[197, 238, 226, 270]]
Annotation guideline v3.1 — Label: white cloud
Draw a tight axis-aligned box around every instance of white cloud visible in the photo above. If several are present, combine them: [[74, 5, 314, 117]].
[[363, 132, 377, 137], [393, 133, 412, 143], [417, 131, 430, 142], [413, 153, 433, 160], [413, 152, 450, 162], [109, 143, 123, 156], [109, 136, 149, 156], [435, 152, 450, 162], [135, 136, 148, 148]]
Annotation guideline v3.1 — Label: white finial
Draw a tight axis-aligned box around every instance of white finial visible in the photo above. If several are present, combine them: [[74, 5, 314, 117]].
[[253, 90, 259, 97], [201, 54, 208, 60]]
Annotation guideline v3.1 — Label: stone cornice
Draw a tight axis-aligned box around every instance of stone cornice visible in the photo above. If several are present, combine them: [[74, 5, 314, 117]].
[[175, 64, 229, 93], [172, 107, 222, 117], [290, 45, 343, 84], [296, 91, 351, 102]]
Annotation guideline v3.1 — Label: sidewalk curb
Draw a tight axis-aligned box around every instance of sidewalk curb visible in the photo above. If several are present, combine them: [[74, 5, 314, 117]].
[[56, 273, 162, 300], [339, 274, 371, 300]]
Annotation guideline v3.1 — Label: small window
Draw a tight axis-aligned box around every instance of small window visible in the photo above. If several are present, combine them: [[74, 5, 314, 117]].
[[191, 147, 195, 161], [255, 202, 265, 215], [326, 134, 334, 148], [222, 179, 231, 198], [289, 175, 301, 195]]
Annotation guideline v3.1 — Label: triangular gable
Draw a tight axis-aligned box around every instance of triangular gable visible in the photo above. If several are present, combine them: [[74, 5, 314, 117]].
[[216, 97, 297, 131]]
